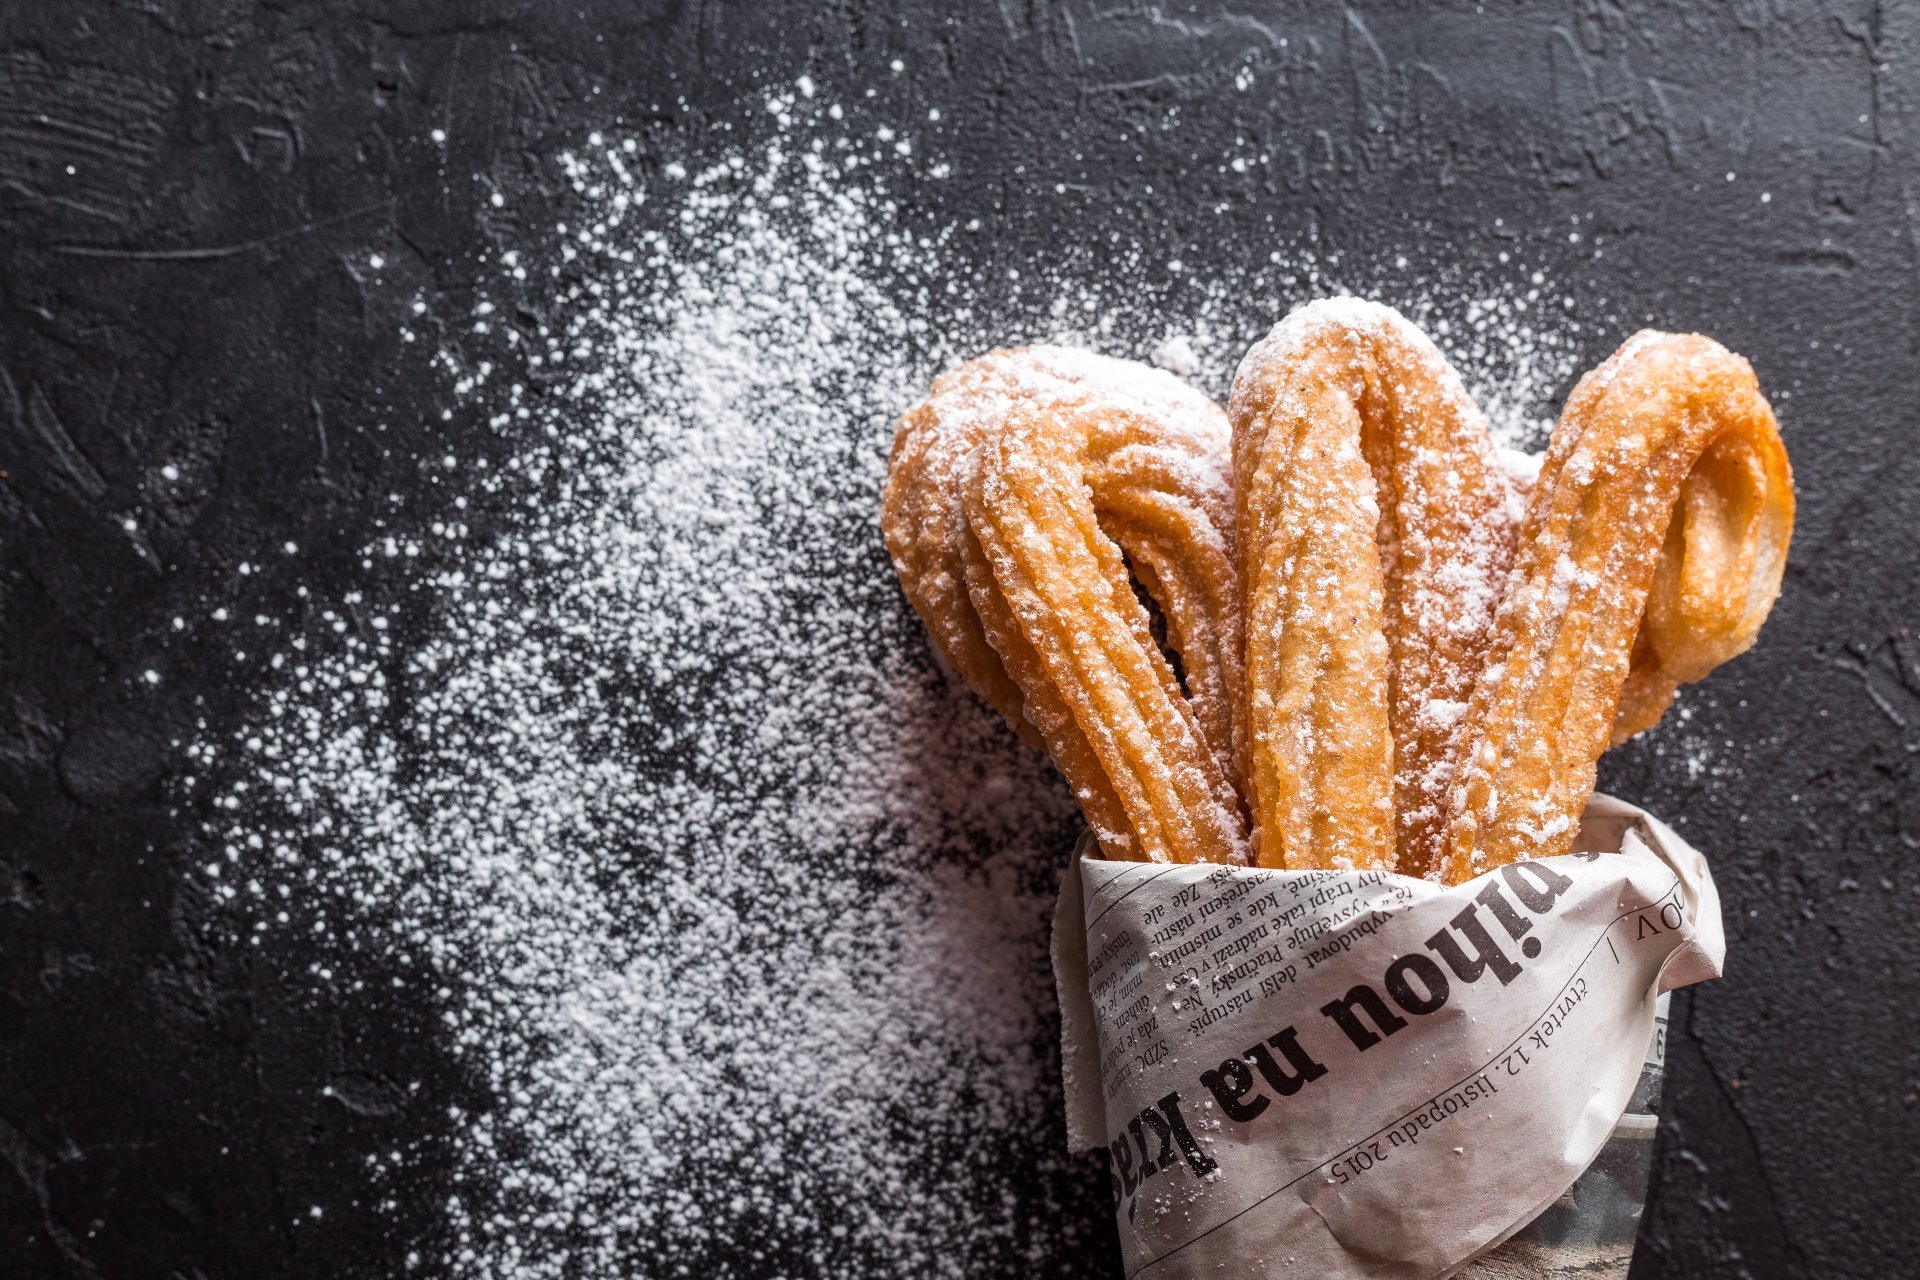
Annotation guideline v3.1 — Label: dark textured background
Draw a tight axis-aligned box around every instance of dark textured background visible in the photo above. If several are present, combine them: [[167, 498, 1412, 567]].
[[3, 3, 1917, 1277]]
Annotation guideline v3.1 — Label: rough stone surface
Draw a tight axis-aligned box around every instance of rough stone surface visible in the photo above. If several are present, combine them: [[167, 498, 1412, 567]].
[[2, 3, 1916, 1278]]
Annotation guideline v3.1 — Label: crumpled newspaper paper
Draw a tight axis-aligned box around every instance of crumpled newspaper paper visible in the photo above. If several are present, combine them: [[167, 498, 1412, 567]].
[[1053, 795, 1722, 1279]]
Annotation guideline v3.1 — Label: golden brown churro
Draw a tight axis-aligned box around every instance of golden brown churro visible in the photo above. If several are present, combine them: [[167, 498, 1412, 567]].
[[1610, 627, 1678, 747], [885, 351, 1081, 747], [883, 347, 1247, 863], [1228, 299, 1517, 874], [1438, 332, 1793, 881], [883, 312, 1793, 885]]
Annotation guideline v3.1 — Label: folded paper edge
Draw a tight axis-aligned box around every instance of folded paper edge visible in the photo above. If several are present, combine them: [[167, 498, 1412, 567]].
[[1053, 841, 1107, 1151]]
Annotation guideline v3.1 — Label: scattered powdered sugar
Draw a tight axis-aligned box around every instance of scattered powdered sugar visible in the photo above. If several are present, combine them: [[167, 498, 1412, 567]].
[[183, 85, 1603, 1278]]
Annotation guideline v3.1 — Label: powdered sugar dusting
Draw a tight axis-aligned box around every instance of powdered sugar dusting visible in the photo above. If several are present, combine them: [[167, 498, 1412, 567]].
[[183, 86, 1602, 1277]]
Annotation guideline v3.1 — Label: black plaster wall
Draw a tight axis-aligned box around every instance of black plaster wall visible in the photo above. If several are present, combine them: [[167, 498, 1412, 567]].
[[2, 3, 1916, 1278]]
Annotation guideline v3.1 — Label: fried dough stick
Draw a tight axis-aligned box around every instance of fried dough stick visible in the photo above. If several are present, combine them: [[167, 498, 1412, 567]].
[[885, 347, 1246, 863], [1230, 300, 1517, 873], [1439, 332, 1793, 881]]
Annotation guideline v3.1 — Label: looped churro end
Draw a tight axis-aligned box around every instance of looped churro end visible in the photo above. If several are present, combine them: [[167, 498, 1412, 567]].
[[1438, 330, 1794, 882], [1230, 298, 1516, 875], [885, 345, 1249, 865]]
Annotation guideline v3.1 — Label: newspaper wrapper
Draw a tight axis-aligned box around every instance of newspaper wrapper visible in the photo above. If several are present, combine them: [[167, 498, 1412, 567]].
[[1052, 795, 1722, 1279]]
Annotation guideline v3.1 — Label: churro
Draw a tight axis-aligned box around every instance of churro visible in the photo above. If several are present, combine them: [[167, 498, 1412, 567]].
[[1228, 300, 1517, 874], [884, 315, 1792, 886], [884, 347, 1247, 863], [1438, 331, 1793, 881]]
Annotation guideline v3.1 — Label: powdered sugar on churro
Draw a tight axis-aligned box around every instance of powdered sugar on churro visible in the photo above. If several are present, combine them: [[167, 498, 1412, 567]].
[[182, 85, 1599, 1278]]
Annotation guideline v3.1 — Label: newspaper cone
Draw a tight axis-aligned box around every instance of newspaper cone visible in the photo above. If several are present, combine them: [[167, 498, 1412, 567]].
[[1053, 795, 1721, 1279]]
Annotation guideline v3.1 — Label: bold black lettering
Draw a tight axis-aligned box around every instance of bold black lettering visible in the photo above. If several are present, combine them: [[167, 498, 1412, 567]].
[[1318, 983, 1408, 1051], [1474, 877, 1533, 942], [1127, 1115, 1159, 1184], [1199, 1055, 1270, 1123], [1427, 903, 1523, 987], [1109, 1134, 1138, 1196], [1384, 953, 1451, 1014], [1500, 860, 1575, 915], [1153, 1092, 1219, 1177], [1245, 1027, 1328, 1097], [1134, 1105, 1177, 1174]]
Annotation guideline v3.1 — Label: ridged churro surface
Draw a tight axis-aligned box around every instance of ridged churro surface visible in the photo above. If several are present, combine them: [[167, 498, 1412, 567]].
[[884, 347, 1247, 863], [1439, 331, 1793, 880], [884, 315, 1794, 886], [1229, 299, 1517, 873]]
